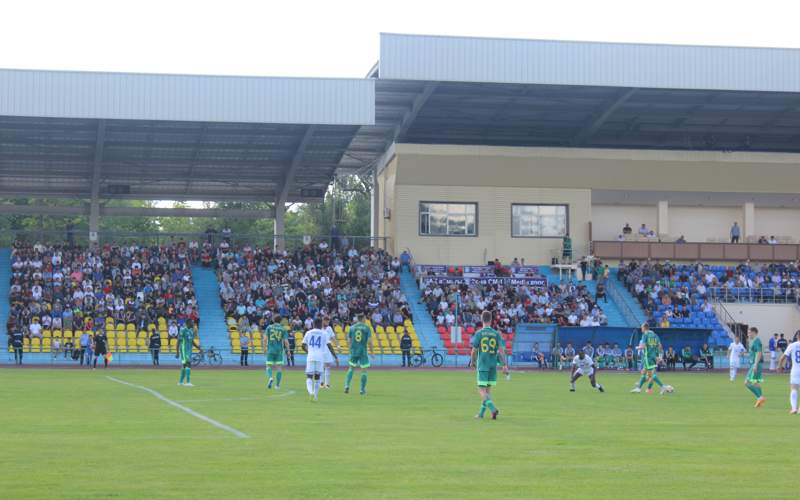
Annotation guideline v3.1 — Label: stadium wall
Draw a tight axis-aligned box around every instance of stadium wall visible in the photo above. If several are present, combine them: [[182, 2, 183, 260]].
[[723, 304, 800, 342]]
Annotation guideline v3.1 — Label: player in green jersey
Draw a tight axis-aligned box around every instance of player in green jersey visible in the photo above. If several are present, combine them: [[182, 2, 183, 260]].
[[470, 311, 509, 420], [263, 315, 290, 390], [631, 323, 674, 395], [177, 319, 200, 386], [745, 326, 767, 408], [345, 313, 374, 395]]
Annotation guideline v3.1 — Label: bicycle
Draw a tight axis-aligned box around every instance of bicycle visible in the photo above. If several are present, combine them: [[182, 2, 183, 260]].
[[191, 346, 223, 367], [411, 347, 444, 368]]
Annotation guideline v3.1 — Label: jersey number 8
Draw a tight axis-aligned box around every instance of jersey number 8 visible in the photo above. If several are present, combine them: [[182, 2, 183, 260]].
[[354, 331, 362, 342], [794, 350, 800, 364], [480, 337, 497, 353]]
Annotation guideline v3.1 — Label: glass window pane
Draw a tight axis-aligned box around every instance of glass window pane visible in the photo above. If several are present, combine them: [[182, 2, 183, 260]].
[[538, 205, 557, 216], [420, 213, 429, 234], [448, 213, 466, 235], [430, 213, 447, 235]]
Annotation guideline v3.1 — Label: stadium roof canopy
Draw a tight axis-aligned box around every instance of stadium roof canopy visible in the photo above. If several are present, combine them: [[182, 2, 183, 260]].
[[4, 32, 800, 207]]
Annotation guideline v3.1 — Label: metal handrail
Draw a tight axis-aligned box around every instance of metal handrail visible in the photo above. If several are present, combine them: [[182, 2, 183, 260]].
[[606, 278, 642, 328], [710, 299, 737, 340]]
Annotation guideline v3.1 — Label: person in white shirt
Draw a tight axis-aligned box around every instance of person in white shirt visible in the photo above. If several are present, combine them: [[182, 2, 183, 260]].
[[302, 318, 338, 401], [569, 351, 604, 392], [777, 335, 800, 414], [321, 318, 341, 389], [728, 337, 746, 382]]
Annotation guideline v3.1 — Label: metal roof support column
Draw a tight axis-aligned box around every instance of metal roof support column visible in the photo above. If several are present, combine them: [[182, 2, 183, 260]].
[[274, 126, 316, 251], [273, 202, 286, 252], [89, 120, 106, 245]]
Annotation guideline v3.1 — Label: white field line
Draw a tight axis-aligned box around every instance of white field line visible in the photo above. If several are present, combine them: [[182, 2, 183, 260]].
[[106, 376, 250, 439]]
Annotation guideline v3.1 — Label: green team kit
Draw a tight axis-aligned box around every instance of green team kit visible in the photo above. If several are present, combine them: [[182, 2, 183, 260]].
[[347, 322, 372, 368], [746, 337, 764, 384], [470, 327, 505, 386], [632, 328, 673, 394], [265, 322, 289, 389], [265, 323, 289, 365], [178, 325, 196, 385], [345, 321, 372, 395]]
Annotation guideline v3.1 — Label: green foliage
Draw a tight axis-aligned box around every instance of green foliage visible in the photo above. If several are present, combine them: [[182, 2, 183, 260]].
[[0, 175, 372, 243]]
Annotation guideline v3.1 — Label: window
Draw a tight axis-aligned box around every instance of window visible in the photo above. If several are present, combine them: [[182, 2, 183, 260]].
[[419, 202, 477, 236], [512, 204, 568, 238]]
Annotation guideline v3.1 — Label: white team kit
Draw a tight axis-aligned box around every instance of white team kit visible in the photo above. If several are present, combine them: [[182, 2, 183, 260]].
[[728, 342, 745, 368], [303, 328, 329, 375], [784, 341, 800, 385], [573, 354, 595, 376], [728, 342, 746, 381], [323, 326, 336, 364]]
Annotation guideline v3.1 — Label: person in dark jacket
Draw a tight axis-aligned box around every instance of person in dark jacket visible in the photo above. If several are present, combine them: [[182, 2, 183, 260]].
[[149, 330, 162, 366], [400, 331, 413, 367]]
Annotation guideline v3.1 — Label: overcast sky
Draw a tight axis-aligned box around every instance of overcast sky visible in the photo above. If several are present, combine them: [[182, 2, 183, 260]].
[[3, 0, 800, 78]]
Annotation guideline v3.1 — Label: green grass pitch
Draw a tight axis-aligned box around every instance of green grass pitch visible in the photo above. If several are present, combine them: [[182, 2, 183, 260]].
[[1, 367, 797, 499]]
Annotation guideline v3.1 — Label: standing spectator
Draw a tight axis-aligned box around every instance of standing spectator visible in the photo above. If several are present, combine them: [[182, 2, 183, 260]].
[[11, 326, 24, 365], [730, 222, 741, 243], [240, 332, 250, 367], [596, 283, 608, 303], [63, 337, 74, 360], [580, 258, 588, 281], [52, 337, 62, 359], [149, 330, 162, 367], [622, 223, 633, 235], [551, 342, 564, 369], [583, 341, 594, 358], [769, 334, 778, 371], [78, 331, 90, 366], [562, 234, 572, 262], [778, 334, 789, 370], [563, 343, 576, 370], [221, 226, 232, 244], [400, 330, 412, 367], [92, 328, 109, 370]]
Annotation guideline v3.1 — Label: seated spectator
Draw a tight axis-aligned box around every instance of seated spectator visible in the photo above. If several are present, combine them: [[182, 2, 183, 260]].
[[659, 315, 670, 328], [675, 235, 686, 243], [623, 223, 633, 235], [638, 224, 649, 236], [769, 235, 778, 245], [665, 346, 677, 370], [531, 342, 547, 369], [758, 236, 768, 244], [681, 346, 698, 370]]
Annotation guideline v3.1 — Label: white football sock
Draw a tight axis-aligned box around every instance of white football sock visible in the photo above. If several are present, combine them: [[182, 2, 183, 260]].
[[324, 366, 331, 386], [730, 368, 736, 381], [313, 379, 320, 397], [306, 378, 313, 395], [791, 388, 798, 411]]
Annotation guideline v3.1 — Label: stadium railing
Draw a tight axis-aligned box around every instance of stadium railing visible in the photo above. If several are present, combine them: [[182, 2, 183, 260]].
[[708, 287, 798, 304]]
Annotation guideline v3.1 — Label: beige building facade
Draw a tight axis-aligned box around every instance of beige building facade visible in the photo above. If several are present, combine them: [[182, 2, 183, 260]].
[[375, 144, 800, 265]]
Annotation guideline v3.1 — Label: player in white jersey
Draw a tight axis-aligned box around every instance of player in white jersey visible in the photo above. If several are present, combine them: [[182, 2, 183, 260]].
[[777, 334, 800, 414], [302, 317, 338, 401], [321, 317, 341, 389], [569, 350, 604, 392], [728, 337, 746, 382]]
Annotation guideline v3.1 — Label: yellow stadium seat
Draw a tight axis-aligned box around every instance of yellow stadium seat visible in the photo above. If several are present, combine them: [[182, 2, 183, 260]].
[[396, 326, 405, 335], [116, 324, 125, 333]]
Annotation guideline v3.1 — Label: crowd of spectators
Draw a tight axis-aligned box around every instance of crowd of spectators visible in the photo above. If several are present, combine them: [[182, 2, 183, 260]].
[[7, 240, 198, 344], [422, 280, 607, 333], [620, 260, 800, 313], [216, 242, 411, 334]]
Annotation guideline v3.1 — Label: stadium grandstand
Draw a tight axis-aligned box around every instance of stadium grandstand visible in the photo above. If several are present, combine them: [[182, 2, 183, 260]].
[[6, 32, 800, 367]]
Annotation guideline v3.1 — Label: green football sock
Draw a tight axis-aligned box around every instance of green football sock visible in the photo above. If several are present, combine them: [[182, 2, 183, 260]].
[[746, 384, 759, 398], [179, 367, 186, 384], [478, 401, 487, 417], [485, 399, 497, 412], [754, 385, 763, 398], [267, 367, 273, 381], [637, 374, 647, 388], [360, 372, 368, 392], [345, 368, 354, 388], [276, 371, 283, 386], [652, 375, 664, 387], [186, 368, 191, 384]]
